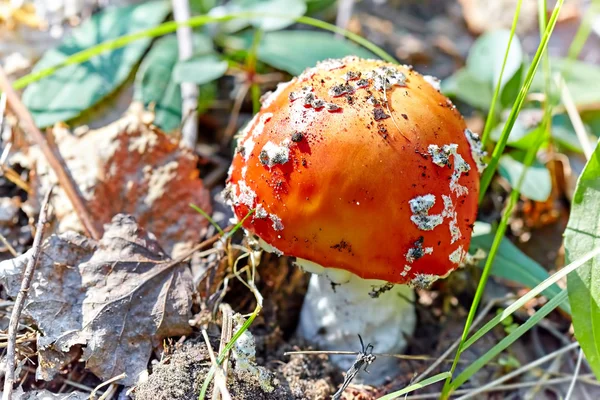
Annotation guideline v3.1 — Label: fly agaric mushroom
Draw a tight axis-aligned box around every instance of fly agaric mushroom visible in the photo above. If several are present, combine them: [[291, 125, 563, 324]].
[[224, 56, 486, 377]]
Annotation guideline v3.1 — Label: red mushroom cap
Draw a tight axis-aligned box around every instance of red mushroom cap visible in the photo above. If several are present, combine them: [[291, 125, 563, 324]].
[[225, 56, 485, 287]]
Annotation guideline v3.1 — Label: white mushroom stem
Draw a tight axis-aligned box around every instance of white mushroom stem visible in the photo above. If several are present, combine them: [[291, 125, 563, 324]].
[[297, 270, 416, 384]]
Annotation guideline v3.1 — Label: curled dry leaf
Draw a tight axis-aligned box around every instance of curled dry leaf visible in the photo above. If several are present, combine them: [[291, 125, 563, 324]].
[[0, 214, 193, 385], [24, 111, 211, 256]]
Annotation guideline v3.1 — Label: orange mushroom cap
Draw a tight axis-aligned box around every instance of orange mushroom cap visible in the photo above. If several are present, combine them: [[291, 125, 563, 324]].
[[225, 56, 485, 286]]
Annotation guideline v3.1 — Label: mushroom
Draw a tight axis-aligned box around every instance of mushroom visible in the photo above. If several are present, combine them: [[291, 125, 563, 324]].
[[224, 56, 486, 379]]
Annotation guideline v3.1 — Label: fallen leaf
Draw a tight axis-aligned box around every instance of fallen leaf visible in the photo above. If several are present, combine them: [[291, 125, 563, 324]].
[[0, 214, 193, 385], [5, 387, 88, 400], [25, 110, 211, 257]]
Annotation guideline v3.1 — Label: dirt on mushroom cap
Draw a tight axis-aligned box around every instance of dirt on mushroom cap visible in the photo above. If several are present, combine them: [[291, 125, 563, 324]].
[[226, 56, 481, 285]]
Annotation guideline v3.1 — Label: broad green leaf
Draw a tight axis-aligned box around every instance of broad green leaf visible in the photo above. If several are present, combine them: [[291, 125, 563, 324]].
[[470, 222, 569, 313], [209, 0, 306, 33], [565, 141, 600, 380], [173, 54, 228, 85], [498, 151, 552, 201], [247, 0, 307, 31], [376, 372, 451, 400], [531, 58, 600, 108], [489, 109, 544, 149], [134, 33, 219, 132], [22, 1, 171, 128], [228, 30, 376, 76], [467, 30, 523, 91], [134, 35, 180, 132], [441, 68, 494, 111], [305, 0, 336, 15]]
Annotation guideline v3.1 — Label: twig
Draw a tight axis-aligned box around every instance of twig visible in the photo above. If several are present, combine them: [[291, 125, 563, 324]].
[[2, 188, 53, 400], [335, 0, 355, 38], [565, 348, 584, 400], [0, 231, 18, 258], [556, 74, 595, 159], [89, 372, 126, 400], [402, 374, 599, 399], [454, 341, 579, 400], [0, 66, 101, 240], [413, 298, 502, 384], [172, 0, 199, 149], [213, 304, 234, 400], [221, 82, 251, 147], [201, 329, 232, 400]]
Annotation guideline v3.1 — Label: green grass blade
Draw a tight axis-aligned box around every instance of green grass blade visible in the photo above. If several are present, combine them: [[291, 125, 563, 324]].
[[566, 0, 600, 61], [478, 0, 565, 203], [480, 0, 523, 145], [463, 245, 600, 351], [198, 303, 261, 400], [13, 12, 395, 91], [450, 289, 568, 390], [376, 372, 451, 400], [189, 203, 225, 235]]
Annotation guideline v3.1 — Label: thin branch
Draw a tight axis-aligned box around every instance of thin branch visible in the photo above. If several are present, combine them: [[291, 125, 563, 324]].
[[557, 74, 595, 159], [2, 187, 53, 400], [0, 66, 101, 240], [413, 298, 502, 384], [454, 342, 579, 400], [202, 329, 232, 400], [565, 348, 584, 400], [335, 0, 355, 38], [172, 0, 199, 148], [89, 372, 126, 400]]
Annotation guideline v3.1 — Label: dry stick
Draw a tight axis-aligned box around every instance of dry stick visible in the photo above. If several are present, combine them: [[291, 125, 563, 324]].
[[172, 0, 199, 149], [201, 329, 232, 400], [335, 0, 355, 38], [454, 341, 580, 400], [403, 375, 599, 400], [89, 372, 127, 400], [557, 74, 595, 159], [412, 298, 501, 384], [565, 348, 585, 400], [2, 188, 53, 400], [213, 304, 234, 400], [0, 66, 101, 240]]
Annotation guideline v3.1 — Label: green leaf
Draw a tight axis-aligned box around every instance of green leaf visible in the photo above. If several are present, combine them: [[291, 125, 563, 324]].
[[531, 58, 600, 108], [441, 68, 494, 111], [134, 33, 220, 132], [173, 54, 229, 85], [376, 372, 451, 400], [22, 1, 171, 128], [209, 0, 307, 33], [489, 109, 544, 148], [134, 35, 180, 132], [565, 141, 600, 380], [498, 151, 552, 201], [247, 0, 307, 31], [470, 222, 569, 313], [228, 30, 377, 76], [467, 30, 523, 91], [305, 0, 336, 15]]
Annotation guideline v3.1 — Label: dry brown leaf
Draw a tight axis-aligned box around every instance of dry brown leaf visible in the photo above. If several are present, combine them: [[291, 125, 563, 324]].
[[26, 112, 211, 257], [0, 214, 193, 385], [6, 387, 88, 400]]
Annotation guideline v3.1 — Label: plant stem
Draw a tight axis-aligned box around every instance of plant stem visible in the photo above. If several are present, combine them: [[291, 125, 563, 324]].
[[172, 0, 199, 149]]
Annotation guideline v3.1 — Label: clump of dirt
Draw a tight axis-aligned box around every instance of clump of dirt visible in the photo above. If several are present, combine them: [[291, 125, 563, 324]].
[[133, 342, 292, 400], [134, 334, 342, 400], [275, 349, 339, 399]]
